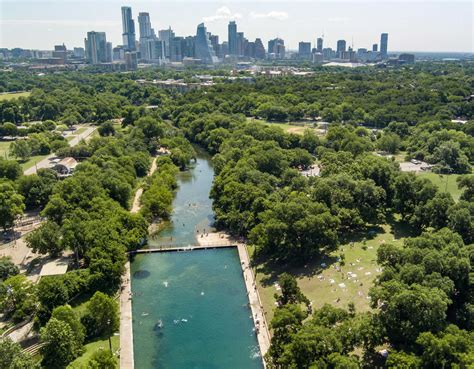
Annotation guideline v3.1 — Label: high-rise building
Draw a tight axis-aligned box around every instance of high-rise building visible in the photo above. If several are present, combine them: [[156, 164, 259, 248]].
[[106, 42, 113, 62], [121, 6, 136, 51], [298, 41, 312, 59], [184, 36, 195, 58], [147, 39, 165, 61], [125, 51, 138, 70], [138, 12, 153, 60], [372, 43, 378, 52], [84, 31, 108, 64], [398, 53, 415, 64], [52, 44, 67, 63], [380, 33, 388, 58], [336, 40, 346, 58], [170, 37, 185, 62], [194, 23, 218, 64], [237, 32, 245, 56], [209, 35, 220, 57], [228, 21, 237, 56], [254, 38, 266, 59], [268, 38, 284, 57], [73, 47, 85, 59], [317, 37, 323, 52], [158, 27, 175, 58]]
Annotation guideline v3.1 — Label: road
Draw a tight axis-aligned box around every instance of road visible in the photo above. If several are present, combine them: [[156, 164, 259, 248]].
[[23, 125, 96, 175]]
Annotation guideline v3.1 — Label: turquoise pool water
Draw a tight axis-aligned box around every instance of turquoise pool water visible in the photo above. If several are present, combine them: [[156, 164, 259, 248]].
[[131, 249, 263, 369], [131, 149, 263, 368]]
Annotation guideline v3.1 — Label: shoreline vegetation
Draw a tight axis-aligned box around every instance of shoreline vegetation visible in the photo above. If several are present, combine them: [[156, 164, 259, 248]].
[[0, 62, 472, 368]]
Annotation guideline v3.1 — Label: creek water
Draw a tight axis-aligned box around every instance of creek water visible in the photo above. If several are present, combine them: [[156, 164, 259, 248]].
[[130, 149, 263, 369]]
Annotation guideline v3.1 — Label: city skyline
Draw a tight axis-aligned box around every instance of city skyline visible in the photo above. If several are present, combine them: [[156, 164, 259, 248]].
[[1, 1, 473, 52]]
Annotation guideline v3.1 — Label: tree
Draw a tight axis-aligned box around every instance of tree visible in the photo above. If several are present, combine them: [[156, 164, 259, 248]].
[[9, 140, 31, 161], [0, 158, 22, 180], [26, 221, 63, 257], [98, 121, 115, 137], [82, 291, 119, 339], [51, 305, 85, 351], [0, 256, 19, 281], [0, 337, 40, 369], [0, 274, 36, 321], [416, 325, 474, 368], [0, 181, 24, 231], [276, 273, 309, 306], [36, 276, 70, 323], [40, 318, 83, 368], [86, 349, 118, 369], [16, 168, 57, 209], [377, 133, 401, 154]]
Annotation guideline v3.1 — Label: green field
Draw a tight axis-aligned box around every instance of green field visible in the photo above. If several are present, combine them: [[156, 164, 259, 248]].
[[0, 141, 11, 158], [248, 118, 324, 136], [20, 154, 51, 171], [0, 92, 31, 101], [67, 335, 119, 368], [417, 172, 462, 201], [251, 222, 409, 323]]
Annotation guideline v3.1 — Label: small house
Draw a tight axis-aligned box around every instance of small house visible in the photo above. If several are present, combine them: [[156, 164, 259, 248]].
[[54, 157, 78, 177]]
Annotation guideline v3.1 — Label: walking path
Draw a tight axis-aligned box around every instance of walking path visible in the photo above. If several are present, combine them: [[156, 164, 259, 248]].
[[237, 244, 271, 364], [120, 157, 158, 369], [120, 261, 134, 369], [24, 125, 96, 175], [130, 157, 157, 213]]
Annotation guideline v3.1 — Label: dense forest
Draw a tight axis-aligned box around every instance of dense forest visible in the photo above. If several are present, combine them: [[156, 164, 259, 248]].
[[0, 62, 472, 368]]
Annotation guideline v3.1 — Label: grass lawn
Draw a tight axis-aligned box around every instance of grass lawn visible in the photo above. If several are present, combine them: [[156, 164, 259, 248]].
[[20, 154, 51, 171], [0, 92, 31, 101], [248, 118, 324, 136], [417, 172, 462, 201], [250, 221, 411, 324], [0, 141, 11, 158], [67, 335, 119, 368]]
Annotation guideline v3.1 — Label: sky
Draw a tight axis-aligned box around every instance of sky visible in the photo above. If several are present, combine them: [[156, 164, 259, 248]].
[[0, 0, 473, 52]]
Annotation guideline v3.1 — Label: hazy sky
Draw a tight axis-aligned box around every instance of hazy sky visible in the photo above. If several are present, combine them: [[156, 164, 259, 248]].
[[1, 0, 473, 52]]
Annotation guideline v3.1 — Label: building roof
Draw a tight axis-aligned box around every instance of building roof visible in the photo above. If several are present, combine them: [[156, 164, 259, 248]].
[[56, 157, 78, 169]]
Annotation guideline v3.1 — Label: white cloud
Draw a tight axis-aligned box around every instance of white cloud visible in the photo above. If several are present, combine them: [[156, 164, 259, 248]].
[[250, 11, 289, 21], [203, 6, 242, 23], [328, 17, 351, 23]]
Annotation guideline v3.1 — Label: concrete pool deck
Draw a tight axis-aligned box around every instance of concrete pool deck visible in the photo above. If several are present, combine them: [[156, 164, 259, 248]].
[[122, 240, 270, 368], [120, 261, 134, 369]]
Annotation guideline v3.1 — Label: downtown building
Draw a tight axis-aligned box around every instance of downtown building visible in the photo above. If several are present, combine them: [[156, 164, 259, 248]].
[[84, 31, 108, 64]]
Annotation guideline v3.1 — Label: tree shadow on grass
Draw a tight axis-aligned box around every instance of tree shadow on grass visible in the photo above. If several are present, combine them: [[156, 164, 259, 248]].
[[386, 213, 419, 240], [256, 254, 339, 288]]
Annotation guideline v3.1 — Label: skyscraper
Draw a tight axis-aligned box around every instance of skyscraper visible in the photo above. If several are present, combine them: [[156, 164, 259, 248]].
[[380, 33, 388, 58], [121, 6, 136, 51], [194, 23, 218, 64], [336, 40, 346, 57], [228, 21, 237, 56], [158, 27, 175, 59], [170, 37, 185, 62], [254, 38, 266, 59], [298, 42, 312, 59], [317, 37, 323, 52], [138, 12, 154, 60], [372, 43, 378, 52], [84, 31, 107, 64]]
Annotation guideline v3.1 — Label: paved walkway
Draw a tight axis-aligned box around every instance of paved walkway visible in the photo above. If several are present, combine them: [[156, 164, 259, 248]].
[[130, 157, 157, 213], [237, 244, 271, 365], [120, 261, 134, 369]]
